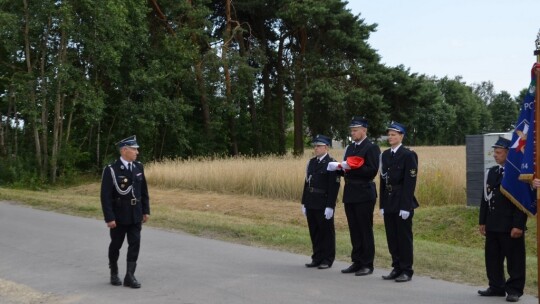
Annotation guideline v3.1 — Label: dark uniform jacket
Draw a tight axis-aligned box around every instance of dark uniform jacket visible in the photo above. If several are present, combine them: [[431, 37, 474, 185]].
[[301, 154, 340, 209], [339, 139, 381, 204], [101, 159, 150, 225], [479, 165, 527, 232], [379, 146, 419, 213]]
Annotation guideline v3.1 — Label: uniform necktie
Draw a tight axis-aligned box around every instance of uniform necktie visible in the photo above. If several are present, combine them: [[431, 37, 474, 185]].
[[391, 151, 395, 158], [499, 167, 504, 175], [128, 163, 132, 171]]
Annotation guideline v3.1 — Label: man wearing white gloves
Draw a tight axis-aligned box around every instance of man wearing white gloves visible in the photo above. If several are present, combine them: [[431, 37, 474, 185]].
[[329, 116, 381, 277], [301, 135, 341, 269], [379, 122, 419, 282]]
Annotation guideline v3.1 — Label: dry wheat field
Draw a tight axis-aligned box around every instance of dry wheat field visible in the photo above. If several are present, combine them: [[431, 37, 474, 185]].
[[145, 146, 465, 207]]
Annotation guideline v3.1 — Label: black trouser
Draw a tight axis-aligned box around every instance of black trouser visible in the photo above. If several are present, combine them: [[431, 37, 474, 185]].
[[383, 211, 414, 276], [344, 201, 375, 269], [109, 222, 142, 263], [485, 231, 526, 296], [306, 208, 335, 265]]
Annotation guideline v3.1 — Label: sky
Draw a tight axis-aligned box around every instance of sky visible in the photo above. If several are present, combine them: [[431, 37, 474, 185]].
[[346, 0, 539, 97]]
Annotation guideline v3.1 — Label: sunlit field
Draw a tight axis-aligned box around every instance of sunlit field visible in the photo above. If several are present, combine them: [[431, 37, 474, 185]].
[[145, 146, 466, 207]]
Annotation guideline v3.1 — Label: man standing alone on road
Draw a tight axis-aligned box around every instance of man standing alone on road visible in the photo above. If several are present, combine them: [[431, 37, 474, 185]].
[[101, 135, 150, 288]]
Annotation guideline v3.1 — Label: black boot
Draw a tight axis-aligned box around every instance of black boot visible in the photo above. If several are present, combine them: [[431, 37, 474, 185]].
[[123, 262, 141, 288], [109, 262, 122, 286]]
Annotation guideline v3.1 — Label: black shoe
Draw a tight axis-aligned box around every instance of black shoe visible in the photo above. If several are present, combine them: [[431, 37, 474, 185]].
[[305, 261, 321, 268], [506, 294, 520, 302], [382, 269, 400, 280], [478, 288, 505, 297], [341, 263, 361, 273], [354, 267, 374, 276], [110, 274, 122, 286], [394, 273, 412, 282], [123, 262, 141, 289], [109, 262, 122, 286], [317, 263, 332, 269]]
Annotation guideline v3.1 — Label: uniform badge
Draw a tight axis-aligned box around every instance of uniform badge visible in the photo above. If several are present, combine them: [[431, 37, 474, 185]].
[[120, 184, 125, 189], [409, 169, 417, 177], [123, 178, 128, 183], [120, 165, 125, 170]]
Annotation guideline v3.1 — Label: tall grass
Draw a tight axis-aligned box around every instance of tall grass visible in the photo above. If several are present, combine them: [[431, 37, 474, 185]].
[[146, 155, 305, 201], [413, 146, 466, 206], [145, 146, 466, 206]]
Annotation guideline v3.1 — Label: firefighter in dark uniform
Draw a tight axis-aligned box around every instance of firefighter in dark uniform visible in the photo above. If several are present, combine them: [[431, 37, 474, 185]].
[[379, 122, 419, 283], [478, 137, 527, 303], [101, 135, 150, 288], [302, 135, 340, 269], [329, 116, 381, 276]]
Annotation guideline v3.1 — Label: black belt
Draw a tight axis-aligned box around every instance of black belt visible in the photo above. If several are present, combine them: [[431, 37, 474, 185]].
[[118, 198, 140, 205], [307, 187, 326, 194], [385, 184, 402, 192], [345, 179, 371, 185]]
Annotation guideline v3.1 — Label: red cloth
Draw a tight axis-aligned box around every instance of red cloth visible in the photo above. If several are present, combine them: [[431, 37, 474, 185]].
[[346, 156, 365, 169], [531, 62, 540, 79]]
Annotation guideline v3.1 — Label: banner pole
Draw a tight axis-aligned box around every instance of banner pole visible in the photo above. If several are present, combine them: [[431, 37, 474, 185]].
[[534, 30, 540, 303]]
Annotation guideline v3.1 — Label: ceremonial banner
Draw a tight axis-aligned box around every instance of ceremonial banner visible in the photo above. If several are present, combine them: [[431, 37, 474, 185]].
[[501, 74, 537, 216]]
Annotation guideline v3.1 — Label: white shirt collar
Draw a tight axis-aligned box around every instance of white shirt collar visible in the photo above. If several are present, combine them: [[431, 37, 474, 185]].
[[120, 157, 131, 169], [354, 137, 366, 146], [391, 144, 402, 154], [318, 153, 328, 161]]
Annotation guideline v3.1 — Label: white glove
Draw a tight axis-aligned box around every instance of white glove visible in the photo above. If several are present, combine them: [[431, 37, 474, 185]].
[[327, 162, 341, 171], [380, 209, 384, 216], [399, 210, 410, 220], [324, 207, 334, 220], [302, 205, 306, 216], [341, 161, 351, 170]]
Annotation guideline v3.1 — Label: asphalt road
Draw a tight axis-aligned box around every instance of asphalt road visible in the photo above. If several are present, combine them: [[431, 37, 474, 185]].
[[0, 201, 537, 304]]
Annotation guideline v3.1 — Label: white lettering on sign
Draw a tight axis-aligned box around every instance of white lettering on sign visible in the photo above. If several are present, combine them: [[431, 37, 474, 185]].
[[524, 102, 535, 110]]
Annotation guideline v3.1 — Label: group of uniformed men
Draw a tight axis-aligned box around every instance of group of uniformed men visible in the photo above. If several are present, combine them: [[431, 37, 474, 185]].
[[301, 117, 528, 303], [100, 121, 529, 303], [301, 117, 417, 284]]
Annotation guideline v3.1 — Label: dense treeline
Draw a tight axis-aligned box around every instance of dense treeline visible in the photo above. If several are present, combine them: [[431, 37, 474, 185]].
[[0, 0, 525, 184]]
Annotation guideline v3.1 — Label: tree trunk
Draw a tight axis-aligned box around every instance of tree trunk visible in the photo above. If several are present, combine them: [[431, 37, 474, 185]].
[[50, 25, 68, 183], [195, 60, 210, 136], [13, 102, 19, 158], [293, 28, 307, 156], [65, 92, 78, 144], [276, 34, 286, 155], [23, 0, 44, 176], [6, 90, 17, 158], [185, 0, 211, 137], [234, 27, 261, 155], [96, 121, 101, 168], [0, 110, 5, 156], [223, 0, 238, 155], [0, 87, 11, 156]]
